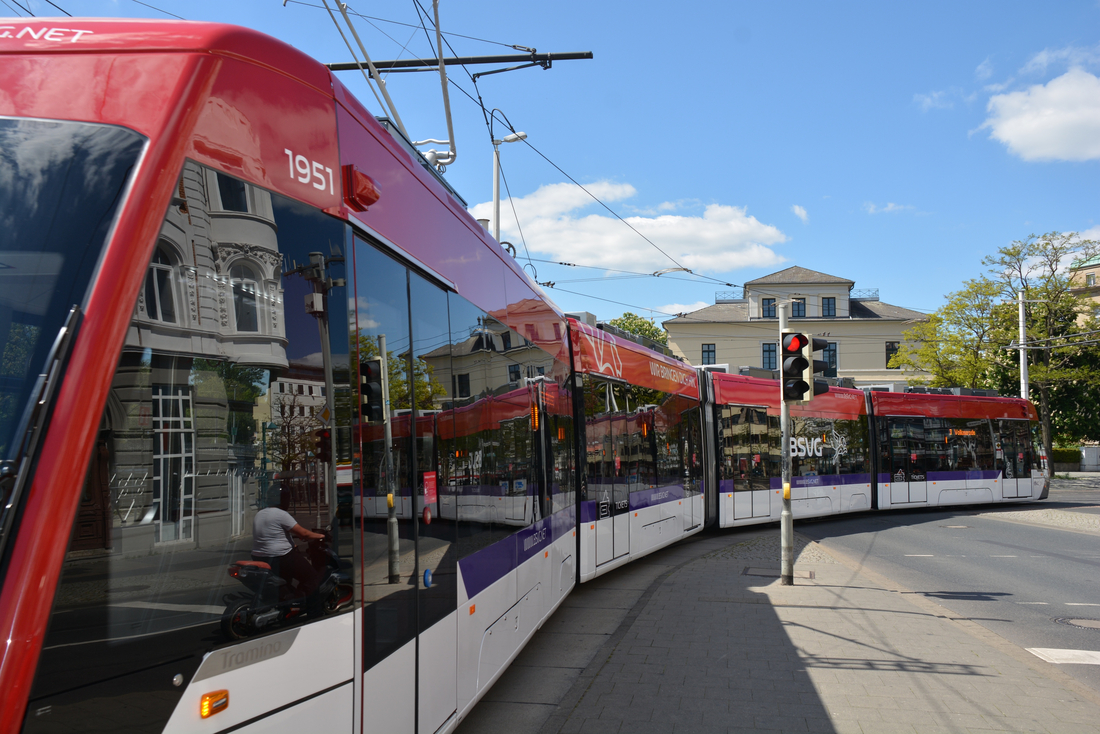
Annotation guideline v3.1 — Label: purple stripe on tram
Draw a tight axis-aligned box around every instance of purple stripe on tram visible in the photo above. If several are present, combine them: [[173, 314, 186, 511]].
[[628, 484, 685, 510], [580, 500, 598, 524], [459, 506, 576, 600], [877, 470, 1002, 483], [768, 473, 872, 489]]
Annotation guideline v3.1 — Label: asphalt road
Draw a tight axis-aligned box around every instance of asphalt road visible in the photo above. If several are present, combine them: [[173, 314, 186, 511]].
[[798, 476, 1100, 693]]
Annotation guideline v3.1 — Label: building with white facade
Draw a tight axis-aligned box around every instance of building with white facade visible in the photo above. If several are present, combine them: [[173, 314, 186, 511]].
[[664, 266, 928, 387]]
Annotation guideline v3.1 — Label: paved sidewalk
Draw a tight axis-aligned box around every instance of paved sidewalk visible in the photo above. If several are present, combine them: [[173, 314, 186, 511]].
[[460, 526, 1100, 734]]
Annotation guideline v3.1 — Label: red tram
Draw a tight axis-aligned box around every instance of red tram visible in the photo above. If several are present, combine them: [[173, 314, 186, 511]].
[[0, 19, 1046, 734]]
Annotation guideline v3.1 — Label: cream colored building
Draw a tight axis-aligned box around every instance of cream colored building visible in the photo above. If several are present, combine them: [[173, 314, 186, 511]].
[[664, 266, 928, 387], [1069, 254, 1100, 323]]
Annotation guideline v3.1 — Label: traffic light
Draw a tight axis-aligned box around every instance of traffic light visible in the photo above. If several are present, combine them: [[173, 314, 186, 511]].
[[361, 357, 384, 422], [314, 427, 331, 464], [803, 336, 831, 402], [781, 330, 810, 403], [781, 330, 831, 404]]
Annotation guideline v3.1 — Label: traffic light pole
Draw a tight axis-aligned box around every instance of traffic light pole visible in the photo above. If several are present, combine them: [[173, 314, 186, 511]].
[[779, 304, 794, 586]]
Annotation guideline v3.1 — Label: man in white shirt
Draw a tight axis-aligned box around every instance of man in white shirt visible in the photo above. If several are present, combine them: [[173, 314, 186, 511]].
[[252, 484, 326, 602]]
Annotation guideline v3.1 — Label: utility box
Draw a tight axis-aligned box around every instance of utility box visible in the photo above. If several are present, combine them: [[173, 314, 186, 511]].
[[1081, 446, 1100, 472]]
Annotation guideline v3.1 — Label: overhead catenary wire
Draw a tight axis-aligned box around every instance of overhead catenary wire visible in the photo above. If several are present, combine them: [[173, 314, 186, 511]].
[[131, 0, 183, 19]]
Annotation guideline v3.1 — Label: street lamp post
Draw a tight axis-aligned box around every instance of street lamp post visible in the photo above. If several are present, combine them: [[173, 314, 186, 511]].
[[492, 130, 526, 242]]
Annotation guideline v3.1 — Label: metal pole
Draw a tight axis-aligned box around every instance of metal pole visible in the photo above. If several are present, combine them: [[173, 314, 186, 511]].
[[1019, 290, 1029, 401], [492, 142, 501, 242], [779, 303, 794, 585], [380, 333, 400, 584]]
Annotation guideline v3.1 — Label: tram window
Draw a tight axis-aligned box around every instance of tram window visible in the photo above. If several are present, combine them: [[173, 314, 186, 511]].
[[26, 161, 352, 732], [217, 172, 249, 212]]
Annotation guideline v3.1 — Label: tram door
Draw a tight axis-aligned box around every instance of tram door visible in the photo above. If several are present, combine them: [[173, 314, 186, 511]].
[[594, 416, 629, 565], [997, 419, 1031, 498], [888, 418, 928, 504], [729, 407, 773, 520]]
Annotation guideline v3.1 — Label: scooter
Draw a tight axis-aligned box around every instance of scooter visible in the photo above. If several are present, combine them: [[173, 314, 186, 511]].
[[222, 532, 353, 640]]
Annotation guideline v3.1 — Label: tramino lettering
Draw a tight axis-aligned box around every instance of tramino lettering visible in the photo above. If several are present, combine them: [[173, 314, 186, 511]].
[[220, 639, 283, 672]]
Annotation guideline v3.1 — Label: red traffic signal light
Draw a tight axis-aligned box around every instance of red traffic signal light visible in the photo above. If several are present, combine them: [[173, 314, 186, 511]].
[[781, 331, 810, 402], [314, 428, 332, 464]]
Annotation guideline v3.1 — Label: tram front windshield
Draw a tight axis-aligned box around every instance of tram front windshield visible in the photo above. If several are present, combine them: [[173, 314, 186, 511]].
[[0, 117, 145, 461]]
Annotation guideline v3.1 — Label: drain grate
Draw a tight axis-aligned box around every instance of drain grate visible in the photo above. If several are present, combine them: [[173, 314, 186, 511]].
[[1054, 617, 1100, 630]]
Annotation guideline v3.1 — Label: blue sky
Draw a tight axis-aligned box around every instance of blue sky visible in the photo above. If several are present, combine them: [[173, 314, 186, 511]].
[[18, 0, 1100, 323]]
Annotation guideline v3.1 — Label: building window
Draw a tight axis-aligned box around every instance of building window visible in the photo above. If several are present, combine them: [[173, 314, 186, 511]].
[[1088, 273, 1096, 287], [791, 298, 806, 318], [762, 342, 777, 370], [501, 332, 512, 350], [537, 366, 545, 376], [822, 297, 836, 317], [553, 323, 561, 341], [508, 364, 521, 382], [457, 373, 470, 398], [886, 341, 900, 369], [230, 263, 260, 332], [761, 298, 776, 318], [144, 246, 177, 323], [217, 172, 249, 212], [823, 342, 838, 378], [151, 385, 194, 544], [702, 343, 716, 365]]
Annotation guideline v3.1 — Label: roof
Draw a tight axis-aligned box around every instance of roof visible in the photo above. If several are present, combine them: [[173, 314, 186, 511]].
[[1072, 254, 1100, 270], [743, 266, 854, 287], [662, 299, 925, 325]]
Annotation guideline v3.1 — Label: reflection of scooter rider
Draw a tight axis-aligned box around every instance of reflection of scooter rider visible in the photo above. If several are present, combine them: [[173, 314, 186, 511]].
[[252, 485, 325, 605]]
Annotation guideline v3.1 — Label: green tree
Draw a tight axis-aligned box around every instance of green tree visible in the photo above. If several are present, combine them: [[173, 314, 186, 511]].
[[983, 232, 1100, 460], [889, 278, 1002, 389], [607, 312, 668, 346], [354, 334, 447, 410], [895, 232, 1100, 461]]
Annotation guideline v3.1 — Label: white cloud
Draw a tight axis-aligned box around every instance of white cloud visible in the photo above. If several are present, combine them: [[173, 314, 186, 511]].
[[983, 68, 1100, 161], [470, 181, 787, 273], [863, 202, 913, 214], [657, 301, 710, 318], [1075, 225, 1100, 242], [1021, 44, 1100, 76], [914, 90, 953, 111], [976, 57, 994, 81], [791, 204, 808, 224]]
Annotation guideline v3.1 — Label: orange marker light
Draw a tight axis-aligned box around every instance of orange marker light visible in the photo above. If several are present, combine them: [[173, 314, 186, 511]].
[[544, 550, 549, 558], [469, 604, 476, 615], [200, 690, 229, 719]]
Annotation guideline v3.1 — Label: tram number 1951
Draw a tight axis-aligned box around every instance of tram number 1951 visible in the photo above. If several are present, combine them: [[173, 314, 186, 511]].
[[285, 149, 335, 196]]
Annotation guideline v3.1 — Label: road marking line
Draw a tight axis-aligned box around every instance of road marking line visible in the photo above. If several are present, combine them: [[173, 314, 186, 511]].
[[1027, 648, 1100, 665], [991, 555, 1017, 557], [1018, 602, 1049, 605], [1066, 603, 1100, 607], [905, 554, 934, 557], [112, 601, 226, 615]]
